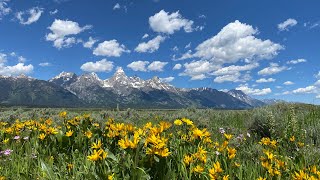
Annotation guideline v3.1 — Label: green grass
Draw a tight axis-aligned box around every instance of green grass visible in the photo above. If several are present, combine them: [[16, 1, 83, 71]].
[[0, 103, 320, 179]]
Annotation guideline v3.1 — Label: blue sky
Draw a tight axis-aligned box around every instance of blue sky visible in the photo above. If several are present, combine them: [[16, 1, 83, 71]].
[[0, 0, 320, 103]]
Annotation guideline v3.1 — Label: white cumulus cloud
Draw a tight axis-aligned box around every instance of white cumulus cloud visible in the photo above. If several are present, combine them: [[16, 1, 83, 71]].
[[214, 73, 241, 83], [256, 78, 276, 83], [80, 59, 114, 72], [135, 35, 166, 53], [39, 62, 51, 67], [182, 20, 283, 64], [127, 60, 168, 72], [0, 0, 11, 20], [286, 58, 307, 64], [49, 9, 58, 15], [16, 7, 43, 25], [185, 42, 191, 49], [93, 40, 130, 57], [0, 63, 33, 76], [160, 76, 174, 83], [258, 63, 288, 76], [18, 56, 26, 63], [147, 61, 168, 71], [127, 61, 149, 72], [113, 3, 120, 10], [236, 84, 272, 96], [83, 37, 98, 49], [142, 34, 149, 39], [173, 63, 182, 70], [211, 63, 259, 76], [283, 81, 294, 85], [46, 19, 91, 49], [0, 53, 7, 63], [149, 10, 194, 34], [292, 86, 317, 94], [314, 80, 320, 86], [179, 60, 220, 80], [278, 18, 298, 31], [190, 74, 206, 80]]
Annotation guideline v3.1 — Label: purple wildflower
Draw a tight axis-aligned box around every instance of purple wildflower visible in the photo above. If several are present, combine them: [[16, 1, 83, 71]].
[[14, 136, 20, 140], [3, 149, 13, 156], [219, 128, 225, 134]]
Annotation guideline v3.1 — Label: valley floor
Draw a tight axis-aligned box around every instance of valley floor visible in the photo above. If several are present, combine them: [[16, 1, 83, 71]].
[[0, 104, 320, 179]]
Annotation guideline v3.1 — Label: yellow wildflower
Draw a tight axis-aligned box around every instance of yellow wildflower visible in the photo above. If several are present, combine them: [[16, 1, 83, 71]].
[[193, 165, 204, 173], [2, 138, 9, 144], [45, 119, 53, 125], [98, 149, 107, 160], [292, 170, 308, 180], [224, 133, 233, 140], [65, 130, 73, 137], [181, 118, 193, 126], [59, 111, 67, 118], [85, 130, 93, 139], [87, 150, 100, 161], [260, 137, 271, 145], [183, 155, 193, 166], [91, 140, 102, 149], [67, 163, 73, 172], [257, 177, 266, 180], [213, 161, 223, 173], [143, 122, 152, 130], [39, 133, 46, 140], [174, 119, 183, 126], [5, 127, 13, 134], [222, 175, 229, 180], [264, 150, 274, 160], [47, 127, 58, 135], [270, 140, 277, 148], [93, 123, 100, 127], [297, 142, 304, 147], [209, 161, 223, 180], [157, 147, 170, 157], [274, 168, 281, 176], [227, 147, 236, 159], [108, 173, 114, 180], [118, 138, 131, 149], [290, 136, 295, 142], [193, 128, 204, 139]]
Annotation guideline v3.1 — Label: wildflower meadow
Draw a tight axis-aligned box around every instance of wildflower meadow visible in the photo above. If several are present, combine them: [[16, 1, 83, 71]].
[[0, 104, 320, 179]]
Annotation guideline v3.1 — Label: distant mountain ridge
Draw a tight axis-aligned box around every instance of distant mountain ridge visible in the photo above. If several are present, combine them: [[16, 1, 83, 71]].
[[227, 89, 266, 107], [0, 68, 282, 109]]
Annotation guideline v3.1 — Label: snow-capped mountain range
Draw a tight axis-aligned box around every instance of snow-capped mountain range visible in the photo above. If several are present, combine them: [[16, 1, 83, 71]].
[[50, 67, 179, 95], [0, 68, 280, 108]]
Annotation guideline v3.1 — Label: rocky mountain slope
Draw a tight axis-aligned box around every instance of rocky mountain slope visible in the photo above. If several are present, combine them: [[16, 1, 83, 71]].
[[0, 68, 272, 109]]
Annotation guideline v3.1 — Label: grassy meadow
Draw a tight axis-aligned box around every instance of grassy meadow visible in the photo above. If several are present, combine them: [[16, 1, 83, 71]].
[[0, 103, 320, 179]]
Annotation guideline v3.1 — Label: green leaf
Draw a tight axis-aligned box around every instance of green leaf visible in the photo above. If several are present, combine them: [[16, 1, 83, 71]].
[[154, 155, 160, 162]]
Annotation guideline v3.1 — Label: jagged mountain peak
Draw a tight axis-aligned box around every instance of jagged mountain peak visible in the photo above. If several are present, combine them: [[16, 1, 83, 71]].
[[113, 67, 127, 78], [227, 89, 266, 107], [81, 72, 100, 79], [151, 76, 161, 82], [192, 87, 212, 91], [16, 74, 35, 80], [77, 72, 103, 86], [0, 74, 35, 81], [228, 89, 246, 95], [51, 71, 77, 80], [115, 67, 125, 73]]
